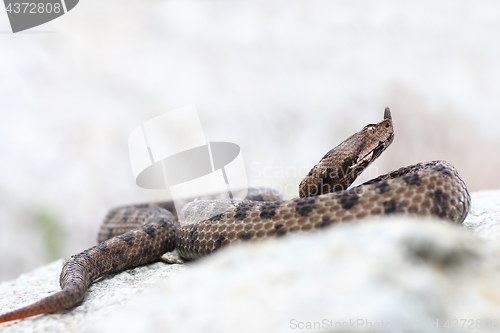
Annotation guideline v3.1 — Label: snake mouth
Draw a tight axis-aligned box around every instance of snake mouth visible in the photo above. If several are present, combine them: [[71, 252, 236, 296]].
[[350, 151, 373, 170], [350, 135, 393, 170], [372, 139, 389, 158]]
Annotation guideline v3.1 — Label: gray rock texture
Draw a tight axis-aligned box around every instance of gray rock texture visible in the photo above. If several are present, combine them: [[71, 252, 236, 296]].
[[1, 190, 500, 333], [0, 262, 184, 332], [463, 190, 500, 240]]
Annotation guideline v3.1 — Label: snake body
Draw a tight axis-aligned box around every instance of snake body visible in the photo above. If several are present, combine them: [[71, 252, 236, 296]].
[[0, 108, 471, 323]]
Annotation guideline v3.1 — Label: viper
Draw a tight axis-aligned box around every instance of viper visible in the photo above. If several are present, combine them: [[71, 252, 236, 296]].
[[0, 108, 470, 323]]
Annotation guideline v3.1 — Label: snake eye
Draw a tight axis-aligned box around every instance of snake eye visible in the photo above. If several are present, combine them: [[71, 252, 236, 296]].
[[367, 127, 375, 135]]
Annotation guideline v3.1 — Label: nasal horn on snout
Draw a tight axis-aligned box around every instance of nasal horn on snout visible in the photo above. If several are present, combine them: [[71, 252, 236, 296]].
[[384, 107, 392, 121]]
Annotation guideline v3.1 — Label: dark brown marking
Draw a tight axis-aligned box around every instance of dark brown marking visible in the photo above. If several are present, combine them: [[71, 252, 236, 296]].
[[95, 257, 105, 272], [104, 209, 119, 223], [383, 200, 397, 214], [375, 181, 390, 194], [239, 233, 252, 240], [294, 197, 316, 217], [141, 246, 152, 256], [96, 242, 108, 252], [340, 192, 359, 210], [117, 233, 134, 246], [434, 163, 452, 177], [156, 218, 170, 229], [106, 228, 113, 241], [189, 227, 198, 245], [234, 201, 257, 220], [142, 224, 156, 238], [319, 216, 333, 228], [260, 202, 280, 219], [215, 235, 225, 248], [120, 213, 130, 223], [402, 173, 422, 186], [274, 224, 286, 236], [433, 190, 448, 204]]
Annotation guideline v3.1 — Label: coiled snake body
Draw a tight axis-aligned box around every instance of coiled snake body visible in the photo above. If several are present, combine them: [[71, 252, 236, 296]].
[[0, 108, 471, 323]]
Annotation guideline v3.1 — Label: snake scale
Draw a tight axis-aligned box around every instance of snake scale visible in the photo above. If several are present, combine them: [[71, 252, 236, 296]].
[[0, 108, 471, 323]]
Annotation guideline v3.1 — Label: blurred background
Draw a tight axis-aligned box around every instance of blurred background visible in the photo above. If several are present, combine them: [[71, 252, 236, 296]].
[[1, 0, 499, 281]]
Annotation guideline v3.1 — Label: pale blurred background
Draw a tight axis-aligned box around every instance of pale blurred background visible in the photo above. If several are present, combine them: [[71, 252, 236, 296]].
[[1, 0, 499, 281]]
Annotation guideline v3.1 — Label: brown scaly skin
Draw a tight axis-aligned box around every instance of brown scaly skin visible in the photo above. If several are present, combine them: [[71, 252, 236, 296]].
[[175, 160, 470, 259], [0, 108, 471, 323]]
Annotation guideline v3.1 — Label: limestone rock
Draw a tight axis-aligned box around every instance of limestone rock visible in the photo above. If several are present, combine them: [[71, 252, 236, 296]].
[[86, 217, 500, 333], [463, 190, 500, 240]]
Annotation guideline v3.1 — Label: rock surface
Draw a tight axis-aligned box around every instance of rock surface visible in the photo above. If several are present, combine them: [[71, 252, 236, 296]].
[[0, 262, 184, 333], [463, 190, 500, 240], [1, 190, 500, 333]]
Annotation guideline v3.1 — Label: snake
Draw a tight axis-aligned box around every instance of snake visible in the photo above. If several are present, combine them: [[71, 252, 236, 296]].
[[0, 108, 471, 323]]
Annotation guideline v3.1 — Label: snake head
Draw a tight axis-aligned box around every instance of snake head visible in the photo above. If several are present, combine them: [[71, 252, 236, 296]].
[[299, 107, 395, 197], [349, 107, 394, 170]]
